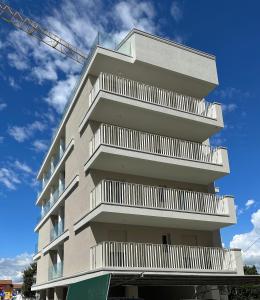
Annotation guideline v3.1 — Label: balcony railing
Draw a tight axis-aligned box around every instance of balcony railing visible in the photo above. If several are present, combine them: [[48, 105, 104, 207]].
[[90, 242, 236, 273], [89, 73, 217, 119], [48, 261, 63, 280], [90, 124, 222, 165], [35, 243, 39, 254], [42, 140, 65, 190], [90, 180, 228, 215], [41, 180, 65, 220], [50, 220, 64, 242]]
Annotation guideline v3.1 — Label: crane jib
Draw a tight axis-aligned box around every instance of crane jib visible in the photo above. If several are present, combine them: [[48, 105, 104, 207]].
[[0, 1, 87, 64]]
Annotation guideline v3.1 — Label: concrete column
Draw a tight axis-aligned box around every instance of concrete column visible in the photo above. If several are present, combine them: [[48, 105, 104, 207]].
[[46, 288, 54, 300], [57, 251, 61, 264], [56, 247, 64, 277], [58, 172, 65, 195], [59, 138, 65, 158], [41, 203, 45, 217], [125, 285, 138, 298], [58, 207, 64, 235], [54, 287, 64, 300], [42, 172, 46, 189], [51, 156, 55, 174], [197, 285, 220, 300], [38, 290, 46, 300], [50, 187, 54, 206], [232, 248, 244, 275], [226, 195, 236, 221], [219, 286, 229, 300]]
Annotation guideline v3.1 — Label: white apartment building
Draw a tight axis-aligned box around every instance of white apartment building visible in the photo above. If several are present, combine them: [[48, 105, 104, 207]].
[[32, 29, 247, 300]]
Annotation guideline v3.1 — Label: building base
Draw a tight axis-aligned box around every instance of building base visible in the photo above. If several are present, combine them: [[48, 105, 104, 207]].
[[34, 273, 260, 300]]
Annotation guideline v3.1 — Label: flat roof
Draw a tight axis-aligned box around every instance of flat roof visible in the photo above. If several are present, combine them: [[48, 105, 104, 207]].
[[116, 28, 216, 60]]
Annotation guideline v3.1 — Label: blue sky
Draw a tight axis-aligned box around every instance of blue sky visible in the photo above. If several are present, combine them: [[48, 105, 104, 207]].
[[0, 0, 260, 280]]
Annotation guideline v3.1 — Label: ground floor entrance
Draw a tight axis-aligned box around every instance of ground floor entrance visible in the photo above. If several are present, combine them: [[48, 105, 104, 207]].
[[37, 285, 228, 300], [35, 273, 260, 300], [109, 284, 229, 300], [37, 286, 67, 300]]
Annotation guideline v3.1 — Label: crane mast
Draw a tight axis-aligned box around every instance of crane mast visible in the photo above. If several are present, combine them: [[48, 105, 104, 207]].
[[0, 1, 87, 64]]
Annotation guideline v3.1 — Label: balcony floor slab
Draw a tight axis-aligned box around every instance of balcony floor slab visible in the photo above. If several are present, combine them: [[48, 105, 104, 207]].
[[85, 146, 229, 185], [74, 204, 235, 232], [83, 91, 223, 142]]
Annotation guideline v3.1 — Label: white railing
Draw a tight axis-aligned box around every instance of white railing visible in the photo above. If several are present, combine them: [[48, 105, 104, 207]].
[[41, 179, 65, 219], [89, 73, 217, 119], [50, 220, 64, 242], [42, 138, 65, 190], [90, 180, 228, 215], [90, 242, 236, 272], [48, 261, 63, 280], [89, 124, 222, 165]]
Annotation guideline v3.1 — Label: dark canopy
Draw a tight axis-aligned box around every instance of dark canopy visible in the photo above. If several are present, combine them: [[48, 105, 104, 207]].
[[67, 274, 110, 300], [110, 273, 260, 287]]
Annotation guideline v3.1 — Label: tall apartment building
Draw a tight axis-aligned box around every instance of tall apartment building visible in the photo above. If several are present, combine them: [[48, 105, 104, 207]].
[[32, 29, 245, 300]]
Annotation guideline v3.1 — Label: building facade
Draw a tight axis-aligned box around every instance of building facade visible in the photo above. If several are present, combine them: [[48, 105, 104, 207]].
[[32, 29, 244, 300]]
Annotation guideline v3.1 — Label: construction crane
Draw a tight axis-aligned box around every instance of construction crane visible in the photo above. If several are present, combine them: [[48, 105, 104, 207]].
[[0, 1, 87, 64]]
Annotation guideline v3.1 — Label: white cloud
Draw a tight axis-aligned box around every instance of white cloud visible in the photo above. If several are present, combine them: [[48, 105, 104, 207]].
[[170, 1, 183, 22], [237, 198, 256, 215], [5, 21, 80, 87], [216, 87, 250, 100], [32, 63, 58, 84], [230, 209, 260, 271], [246, 199, 255, 209], [0, 102, 7, 111], [210, 132, 226, 146], [29, 121, 46, 132], [3, 0, 160, 113], [210, 136, 226, 146], [173, 34, 185, 44], [32, 140, 48, 152], [8, 121, 46, 142], [14, 161, 34, 175], [0, 168, 21, 190], [7, 52, 29, 71], [8, 126, 28, 143], [8, 77, 20, 89], [0, 160, 35, 190], [0, 253, 33, 282], [222, 103, 237, 113], [45, 74, 78, 113], [114, 0, 156, 34]]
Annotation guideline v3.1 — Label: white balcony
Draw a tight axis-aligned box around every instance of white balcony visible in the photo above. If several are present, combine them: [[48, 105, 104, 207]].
[[36, 139, 74, 206], [35, 175, 79, 232], [76, 180, 235, 231], [40, 138, 65, 189], [40, 179, 65, 220], [85, 124, 229, 185], [90, 242, 243, 275], [42, 228, 69, 255], [80, 73, 223, 142], [48, 261, 63, 281]]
